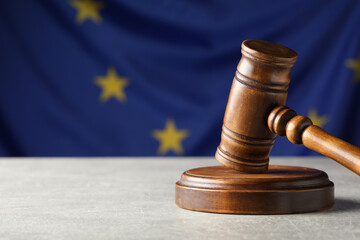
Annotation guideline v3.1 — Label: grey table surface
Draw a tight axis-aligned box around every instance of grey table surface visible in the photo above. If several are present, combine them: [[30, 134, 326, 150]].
[[0, 157, 359, 240]]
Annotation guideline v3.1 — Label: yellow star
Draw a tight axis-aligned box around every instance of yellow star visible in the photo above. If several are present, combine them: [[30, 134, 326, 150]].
[[70, 0, 104, 24], [152, 119, 189, 155], [94, 67, 129, 102], [346, 55, 360, 83], [308, 109, 329, 128]]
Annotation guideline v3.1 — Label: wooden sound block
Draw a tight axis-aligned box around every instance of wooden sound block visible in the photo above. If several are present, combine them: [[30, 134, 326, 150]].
[[175, 165, 334, 214]]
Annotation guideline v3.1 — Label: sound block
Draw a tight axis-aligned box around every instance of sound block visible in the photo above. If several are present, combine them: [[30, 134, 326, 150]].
[[175, 165, 334, 214]]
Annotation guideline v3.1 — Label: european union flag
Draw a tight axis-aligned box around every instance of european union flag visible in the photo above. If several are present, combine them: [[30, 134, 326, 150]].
[[0, 1, 360, 156]]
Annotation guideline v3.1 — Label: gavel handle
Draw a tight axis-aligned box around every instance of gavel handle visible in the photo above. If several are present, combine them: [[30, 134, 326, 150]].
[[268, 106, 360, 175], [303, 125, 360, 175]]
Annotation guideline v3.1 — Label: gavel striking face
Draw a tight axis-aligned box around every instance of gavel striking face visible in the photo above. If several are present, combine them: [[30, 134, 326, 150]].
[[215, 40, 360, 175]]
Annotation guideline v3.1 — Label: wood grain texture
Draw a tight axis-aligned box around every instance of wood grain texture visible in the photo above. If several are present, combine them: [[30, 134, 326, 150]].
[[215, 40, 298, 173], [268, 106, 360, 175], [176, 165, 334, 214]]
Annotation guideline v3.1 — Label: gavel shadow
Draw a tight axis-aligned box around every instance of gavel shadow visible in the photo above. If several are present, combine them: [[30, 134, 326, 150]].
[[329, 198, 360, 213]]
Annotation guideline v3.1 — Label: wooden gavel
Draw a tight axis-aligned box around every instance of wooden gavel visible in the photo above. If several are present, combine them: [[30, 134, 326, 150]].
[[215, 40, 360, 175]]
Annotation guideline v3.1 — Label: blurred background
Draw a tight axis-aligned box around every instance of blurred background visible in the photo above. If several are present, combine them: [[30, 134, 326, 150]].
[[0, 0, 359, 157]]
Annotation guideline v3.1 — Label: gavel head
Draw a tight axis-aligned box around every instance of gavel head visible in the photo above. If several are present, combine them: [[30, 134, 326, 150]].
[[215, 40, 298, 173]]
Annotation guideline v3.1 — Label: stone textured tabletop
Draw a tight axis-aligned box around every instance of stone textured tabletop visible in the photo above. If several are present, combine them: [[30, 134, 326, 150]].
[[0, 157, 359, 240]]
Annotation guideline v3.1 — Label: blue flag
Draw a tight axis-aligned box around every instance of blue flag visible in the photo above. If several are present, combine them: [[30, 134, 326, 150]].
[[0, 0, 360, 156]]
